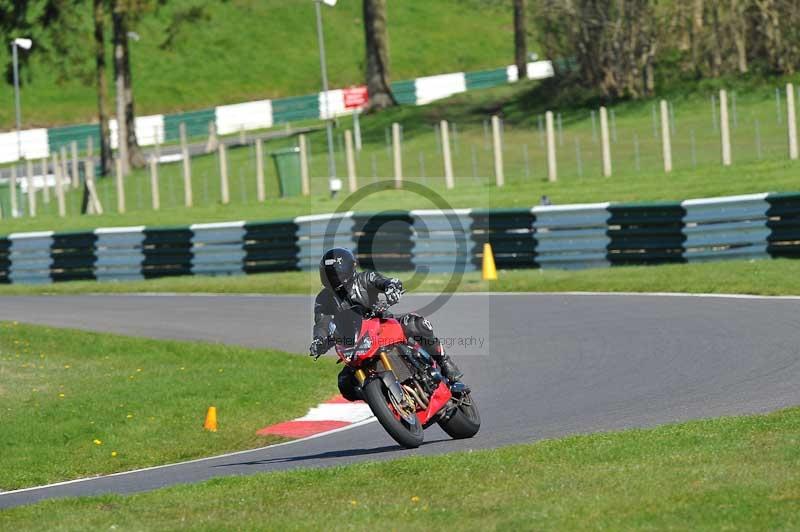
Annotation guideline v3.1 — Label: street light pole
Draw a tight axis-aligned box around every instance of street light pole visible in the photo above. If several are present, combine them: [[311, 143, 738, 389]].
[[12, 41, 22, 159], [315, 0, 337, 183], [10, 38, 32, 161]]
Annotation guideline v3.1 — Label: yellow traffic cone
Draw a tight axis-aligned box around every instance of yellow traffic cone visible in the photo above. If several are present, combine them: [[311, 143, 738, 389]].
[[482, 243, 498, 281], [203, 406, 218, 432]]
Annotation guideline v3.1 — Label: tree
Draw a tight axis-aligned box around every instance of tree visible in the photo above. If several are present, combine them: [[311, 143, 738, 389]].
[[363, 0, 395, 111], [93, 0, 112, 176], [112, 0, 144, 173], [536, 0, 658, 99], [513, 0, 527, 79]]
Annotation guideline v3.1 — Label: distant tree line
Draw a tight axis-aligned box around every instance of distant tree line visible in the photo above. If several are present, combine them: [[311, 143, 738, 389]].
[[533, 0, 800, 100]]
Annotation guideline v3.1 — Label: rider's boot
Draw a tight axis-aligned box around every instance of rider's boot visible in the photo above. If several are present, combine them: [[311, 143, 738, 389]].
[[434, 346, 463, 382]]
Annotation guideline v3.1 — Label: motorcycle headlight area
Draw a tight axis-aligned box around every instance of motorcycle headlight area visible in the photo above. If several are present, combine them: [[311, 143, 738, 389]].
[[347, 335, 372, 360]]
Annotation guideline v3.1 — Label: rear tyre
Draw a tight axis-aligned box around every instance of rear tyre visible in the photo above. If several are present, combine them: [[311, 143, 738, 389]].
[[438, 393, 481, 439], [363, 377, 423, 449]]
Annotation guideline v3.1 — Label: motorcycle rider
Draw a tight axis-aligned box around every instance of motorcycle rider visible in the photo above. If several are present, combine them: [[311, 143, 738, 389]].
[[309, 247, 463, 401]]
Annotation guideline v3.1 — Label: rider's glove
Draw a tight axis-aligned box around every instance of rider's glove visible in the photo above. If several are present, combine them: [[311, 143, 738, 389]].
[[385, 279, 403, 305], [309, 337, 327, 359]]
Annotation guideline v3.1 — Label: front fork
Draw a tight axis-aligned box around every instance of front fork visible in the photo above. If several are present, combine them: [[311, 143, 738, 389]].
[[354, 352, 407, 407], [353, 350, 394, 385]]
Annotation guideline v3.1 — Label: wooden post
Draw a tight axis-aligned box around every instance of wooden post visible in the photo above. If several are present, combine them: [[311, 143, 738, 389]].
[[440, 120, 454, 189], [115, 157, 126, 213], [219, 143, 229, 204], [660, 100, 673, 173], [149, 156, 160, 210], [70, 141, 79, 188], [86, 136, 94, 158], [599, 107, 612, 177], [54, 153, 66, 217], [153, 125, 161, 159], [345, 129, 357, 192], [255, 140, 266, 202], [353, 110, 362, 151], [787, 83, 798, 160], [9, 164, 18, 218], [299, 134, 310, 196], [546, 111, 557, 182], [392, 122, 403, 188], [720, 89, 732, 166], [26, 159, 36, 217], [180, 122, 193, 207], [60, 146, 69, 187], [41, 158, 50, 204], [85, 155, 103, 215], [491, 115, 505, 187], [205, 121, 218, 153]]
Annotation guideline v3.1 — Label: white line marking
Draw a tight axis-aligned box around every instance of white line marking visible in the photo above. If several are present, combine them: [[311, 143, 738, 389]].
[[296, 403, 374, 423], [76, 291, 800, 302], [0, 418, 376, 498]]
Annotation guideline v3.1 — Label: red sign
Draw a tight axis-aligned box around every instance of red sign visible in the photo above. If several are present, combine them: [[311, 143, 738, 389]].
[[343, 85, 369, 109]]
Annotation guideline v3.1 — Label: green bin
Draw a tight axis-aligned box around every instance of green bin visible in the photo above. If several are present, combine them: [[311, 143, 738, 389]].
[[270, 147, 302, 198]]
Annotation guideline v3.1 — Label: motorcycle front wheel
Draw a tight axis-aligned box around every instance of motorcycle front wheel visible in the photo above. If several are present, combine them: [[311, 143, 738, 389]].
[[363, 377, 423, 449], [438, 392, 481, 439]]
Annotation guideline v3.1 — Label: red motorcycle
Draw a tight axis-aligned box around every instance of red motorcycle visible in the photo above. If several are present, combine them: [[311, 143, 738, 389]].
[[332, 298, 480, 449]]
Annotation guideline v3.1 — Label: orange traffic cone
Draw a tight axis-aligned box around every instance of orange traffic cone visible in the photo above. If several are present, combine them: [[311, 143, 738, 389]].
[[203, 406, 218, 432], [482, 243, 498, 281]]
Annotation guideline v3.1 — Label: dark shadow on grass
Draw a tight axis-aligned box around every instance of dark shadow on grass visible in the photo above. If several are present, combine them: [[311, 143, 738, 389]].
[[211, 438, 452, 469]]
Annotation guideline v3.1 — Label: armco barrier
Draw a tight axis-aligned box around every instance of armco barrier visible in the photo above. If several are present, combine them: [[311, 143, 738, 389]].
[[295, 212, 356, 271], [243, 220, 299, 273], [411, 209, 474, 274], [766, 193, 800, 258], [51, 232, 97, 282], [8, 231, 53, 284], [94, 226, 145, 281], [353, 212, 414, 271], [682, 193, 770, 262], [190, 222, 246, 276], [532, 203, 610, 269], [0, 237, 10, 284], [3, 192, 800, 285], [606, 202, 686, 265], [142, 228, 193, 279], [469, 209, 536, 270]]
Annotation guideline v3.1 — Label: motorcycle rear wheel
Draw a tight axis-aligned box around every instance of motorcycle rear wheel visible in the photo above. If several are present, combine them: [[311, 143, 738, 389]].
[[438, 392, 481, 439], [363, 377, 424, 449]]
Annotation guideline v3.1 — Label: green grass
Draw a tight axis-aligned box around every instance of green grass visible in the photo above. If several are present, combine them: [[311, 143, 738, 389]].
[[3, 406, 799, 529], [0, 322, 338, 490], [3, 258, 800, 297], [4, 77, 800, 235], [1, 0, 515, 129]]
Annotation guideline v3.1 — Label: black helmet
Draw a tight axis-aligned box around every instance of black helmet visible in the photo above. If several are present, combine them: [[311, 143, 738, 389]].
[[319, 248, 358, 291]]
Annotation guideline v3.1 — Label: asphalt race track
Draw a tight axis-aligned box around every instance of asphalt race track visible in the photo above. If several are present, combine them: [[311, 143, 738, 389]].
[[2, 292, 800, 509]]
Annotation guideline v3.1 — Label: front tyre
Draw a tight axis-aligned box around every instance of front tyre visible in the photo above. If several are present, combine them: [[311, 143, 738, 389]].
[[438, 392, 481, 439], [363, 377, 423, 449]]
